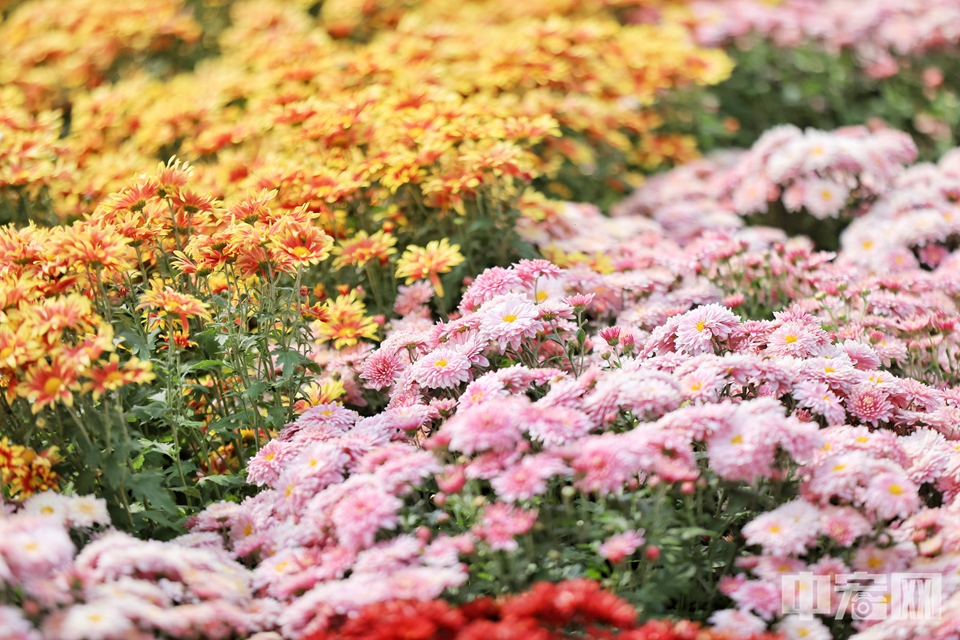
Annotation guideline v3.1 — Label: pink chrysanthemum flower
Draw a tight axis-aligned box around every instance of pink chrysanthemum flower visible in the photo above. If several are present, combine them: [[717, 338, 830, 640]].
[[393, 281, 435, 316], [460, 267, 523, 312], [847, 382, 894, 426], [802, 177, 850, 219], [515, 259, 562, 286], [863, 472, 920, 521], [818, 506, 872, 547], [247, 439, 296, 487], [562, 293, 595, 313], [707, 610, 767, 637], [569, 434, 639, 496], [792, 380, 846, 426], [742, 500, 820, 556], [331, 483, 403, 551], [411, 347, 472, 389], [478, 295, 541, 352], [597, 529, 645, 563], [527, 406, 593, 446], [766, 321, 821, 358], [490, 454, 569, 502], [443, 399, 526, 455], [473, 502, 538, 551], [674, 303, 741, 355], [360, 350, 406, 390], [297, 403, 359, 431]]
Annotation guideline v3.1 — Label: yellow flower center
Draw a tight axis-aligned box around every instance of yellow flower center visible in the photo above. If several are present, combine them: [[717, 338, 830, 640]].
[[434, 359, 448, 368], [695, 320, 706, 331], [502, 314, 517, 323], [731, 434, 743, 444], [888, 484, 903, 495], [824, 366, 835, 373], [536, 290, 548, 302], [768, 525, 781, 533], [784, 335, 797, 344], [690, 381, 702, 392], [40, 506, 54, 514], [43, 377, 63, 396]]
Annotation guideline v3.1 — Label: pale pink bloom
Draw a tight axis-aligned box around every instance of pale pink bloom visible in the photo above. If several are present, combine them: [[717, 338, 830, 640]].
[[21, 491, 69, 522], [381, 565, 468, 600], [383, 404, 431, 433], [863, 472, 920, 521], [742, 500, 821, 556], [707, 609, 767, 636], [411, 347, 472, 389], [458, 376, 508, 410], [460, 267, 523, 312], [840, 339, 881, 371], [296, 403, 359, 431], [490, 454, 569, 502], [478, 295, 541, 352], [442, 399, 527, 455], [792, 379, 846, 426], [64, 495, 110, 528], [247, 440, 296, 487], [526, 405, 593, 446], [515, 259, 563, 286], [852, 543, 915, 574], [473, 502, 538, 551], [729, 579, 782, 620], [778, 614, 831, 640], [394, 281, 435, 316], [674, 303, 741, 355], [283, 442, 348, 494], [597, 529, 645, 563], [766, 321, 822, 358], [352, 535, 423, 575], [0, 606, 38, 640], [568, 433, 640, 496], [750, 556, 807, 582], [847, 382, 894, 426], [59, 602, 135, 640], [818, 506, 873, 546], [802, 177, 850, 219], [1, 519, 75, 580], [900, 428, 951, 484], [331, 484, 403, 551], [360, 350, 405, 390]]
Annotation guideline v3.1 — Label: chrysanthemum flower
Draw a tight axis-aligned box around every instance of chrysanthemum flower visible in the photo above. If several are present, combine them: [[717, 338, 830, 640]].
[[847, 382, 894, 426], [478, 295, 541, 352], [313, 292, 379, 349], [675, 303, 740, 355], [269, 217, 334, 269], [332, 230, 397, 270], [863, 472, 920, 520], [598, 529, 645, 563], [82, 355, 155, 400], [137, 281, 211, 337], [395, 238, 465, 298], [411, 347, 471, 390]]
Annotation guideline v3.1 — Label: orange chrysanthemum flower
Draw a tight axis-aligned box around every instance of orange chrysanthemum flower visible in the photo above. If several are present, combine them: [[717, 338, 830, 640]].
[[20, 356, 80, 413], [268, 218, 334, 270], [137, 281, 212, 336], [313, 292, 379, 349], [394, 238, 465, 298], [82, 354, 155, 400], [332, 230, 397, 270]]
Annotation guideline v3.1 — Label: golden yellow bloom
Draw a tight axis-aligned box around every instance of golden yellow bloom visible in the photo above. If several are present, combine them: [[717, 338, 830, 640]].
[[395, 238, 465, 298]]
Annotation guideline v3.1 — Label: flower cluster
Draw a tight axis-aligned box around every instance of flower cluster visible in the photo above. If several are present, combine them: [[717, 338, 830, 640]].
[[310, 581, 779, 640], [679, 0, 960, 79], [616, 124, 918, 229], [0, 438, 61, 499], [0, 493, 277, 640]]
